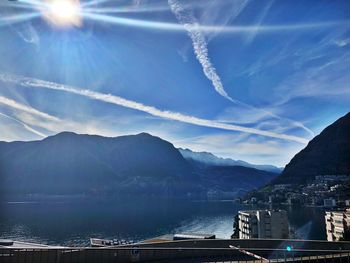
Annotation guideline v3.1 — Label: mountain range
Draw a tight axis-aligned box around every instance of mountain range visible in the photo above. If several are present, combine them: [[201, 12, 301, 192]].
[[179, 148, 282, 173], [0, 132, 278, 198], [2, 112, 349, 199]]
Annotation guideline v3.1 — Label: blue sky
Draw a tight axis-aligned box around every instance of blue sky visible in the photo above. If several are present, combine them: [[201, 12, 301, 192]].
[[0, 0, 349, 166]]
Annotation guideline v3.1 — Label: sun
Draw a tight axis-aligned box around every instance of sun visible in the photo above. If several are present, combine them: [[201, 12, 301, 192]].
[[50, 1, 78, 20], [42, 0, 82, 27]]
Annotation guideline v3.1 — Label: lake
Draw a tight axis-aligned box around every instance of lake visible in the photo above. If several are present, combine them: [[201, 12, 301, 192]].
[[0, 198, 326, 246]]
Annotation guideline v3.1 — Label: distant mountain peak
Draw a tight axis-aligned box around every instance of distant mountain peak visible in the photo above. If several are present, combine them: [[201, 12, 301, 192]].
[[178, 148, 282, 173], [47, 131, 79, 138], [136, 132, 154, 137]]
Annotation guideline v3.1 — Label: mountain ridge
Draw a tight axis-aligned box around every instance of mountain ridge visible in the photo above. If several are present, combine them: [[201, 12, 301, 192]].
[[0, 131, 278, 198], [275, 112, 350, 184], [179, 148, 282, 173]]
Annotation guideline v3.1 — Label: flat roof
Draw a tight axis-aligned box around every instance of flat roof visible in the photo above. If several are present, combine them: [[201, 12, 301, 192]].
[[0, 240, 67, 249]]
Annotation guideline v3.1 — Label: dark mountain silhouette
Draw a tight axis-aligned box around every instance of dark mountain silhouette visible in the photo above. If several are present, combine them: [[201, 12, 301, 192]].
[[0, 132, 278, 198], [276, 112, 350, 184], [0, 132, 194, 196]]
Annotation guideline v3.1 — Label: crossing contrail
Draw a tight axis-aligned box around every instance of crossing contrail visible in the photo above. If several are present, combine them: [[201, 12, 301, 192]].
[[0, 111, 46, 137]]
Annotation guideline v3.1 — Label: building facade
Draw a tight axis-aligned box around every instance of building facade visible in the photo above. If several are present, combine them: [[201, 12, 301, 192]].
[[324, 198, 337, 207], [238, 210, 289, 239], [325, 209, 350, 241]]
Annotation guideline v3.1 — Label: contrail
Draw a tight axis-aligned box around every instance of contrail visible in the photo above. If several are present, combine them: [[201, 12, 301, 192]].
[[169, 0, 233, 101], [82, 12, 350, 34], [0, 74, 309, 144], [0, 95, 60, 122], [0, 112, 45, 137], [231, 100, 315, 137]]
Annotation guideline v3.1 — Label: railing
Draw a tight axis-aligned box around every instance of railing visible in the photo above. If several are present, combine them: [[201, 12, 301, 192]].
[[1, 247, 350, 263]]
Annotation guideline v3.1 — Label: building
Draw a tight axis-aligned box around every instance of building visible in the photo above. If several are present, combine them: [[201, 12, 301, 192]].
[[315, 175, 350, 183], [238, 210, 289, 239], [324, 198, 337, 207], [325, 209, 350, 241]]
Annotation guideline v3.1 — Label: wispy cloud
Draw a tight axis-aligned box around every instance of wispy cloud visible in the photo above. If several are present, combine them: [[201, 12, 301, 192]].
[[12, 110, 118, 139], [0, 111, 45, 137], [0, 94, 117, 138], [275, 52, 350, 105], [0, 74, 309, 144], [0, 95, 60, 122], [333, 38, 350, 47], [218, 104, 315, 137], [13, 22, 40, 45], [244, 0, 274, 45], [174, 133, 304, 166], [0, 13, 39, 27], [196, 0, 249, 41]]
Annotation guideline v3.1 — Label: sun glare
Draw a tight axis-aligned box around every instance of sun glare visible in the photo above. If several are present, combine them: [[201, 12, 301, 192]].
[[42, 0, 82, 27]]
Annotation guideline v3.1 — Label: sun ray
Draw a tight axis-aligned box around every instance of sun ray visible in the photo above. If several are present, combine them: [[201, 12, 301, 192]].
[[0, 13, 40, 27], [83, 12, 350, 34], [81, 0, 111, 8]]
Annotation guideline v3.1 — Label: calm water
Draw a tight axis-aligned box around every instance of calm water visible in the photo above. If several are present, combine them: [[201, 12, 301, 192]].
[[0, 199, 326, 246]]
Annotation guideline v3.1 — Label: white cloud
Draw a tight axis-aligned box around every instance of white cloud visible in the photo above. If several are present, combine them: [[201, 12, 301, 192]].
[[13, 22, 40, 46], [333, 38, 350, 47], [12, 111, 118, 138], [0, 95, 60, 122], [0, 94, 118, 139]]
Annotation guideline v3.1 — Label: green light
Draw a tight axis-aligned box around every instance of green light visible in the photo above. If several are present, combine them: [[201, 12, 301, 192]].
[[286, 245, 292, 252]]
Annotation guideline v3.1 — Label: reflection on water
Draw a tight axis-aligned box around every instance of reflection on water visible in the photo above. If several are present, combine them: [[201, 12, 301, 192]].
[[0, 199, 326, 246]]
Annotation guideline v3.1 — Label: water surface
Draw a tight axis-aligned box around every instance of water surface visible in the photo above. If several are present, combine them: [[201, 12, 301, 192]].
[[0, 199, 326, 246]]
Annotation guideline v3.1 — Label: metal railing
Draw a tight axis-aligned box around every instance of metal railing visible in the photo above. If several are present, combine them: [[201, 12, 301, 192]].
[[1, 247, 350, 263]]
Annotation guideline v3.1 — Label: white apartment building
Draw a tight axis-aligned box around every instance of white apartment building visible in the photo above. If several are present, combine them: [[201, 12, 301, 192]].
[[238, 210, 289, 239], [325, 209, 350, 241], [324, 198, 337, 207]]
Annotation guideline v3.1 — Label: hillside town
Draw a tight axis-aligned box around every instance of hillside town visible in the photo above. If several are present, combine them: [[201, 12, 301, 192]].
[[231, 174, 350, 242], [243, 175, 350, 208]]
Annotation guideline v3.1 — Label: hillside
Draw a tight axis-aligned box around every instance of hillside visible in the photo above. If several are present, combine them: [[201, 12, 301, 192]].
[[276, 112, 350, 184], [198, 165, 277, 193]]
